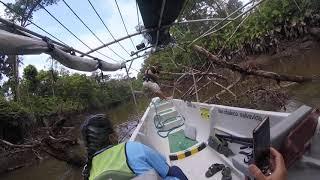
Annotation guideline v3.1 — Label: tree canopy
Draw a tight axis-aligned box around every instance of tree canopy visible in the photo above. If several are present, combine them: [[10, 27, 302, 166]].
[[5, 0, 60, 26]]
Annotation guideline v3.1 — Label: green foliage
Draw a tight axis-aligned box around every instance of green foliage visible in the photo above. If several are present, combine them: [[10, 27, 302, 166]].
[[13, 66, 137, 119], [19, 96, 83, 118], [201, 0, 318, 52], [0, 55, 16, 97], [23, 64, 39, 94], [0, 97, 31, 123], [144, 0, 320, 73], [5, 0, 60, 26], [2, 0, 60, 102], [0, 96, 33, 142], [0, 55, 10, 81]]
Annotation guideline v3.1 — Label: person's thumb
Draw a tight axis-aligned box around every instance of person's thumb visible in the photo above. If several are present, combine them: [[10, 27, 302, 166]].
[[249, 164, 266, 180]]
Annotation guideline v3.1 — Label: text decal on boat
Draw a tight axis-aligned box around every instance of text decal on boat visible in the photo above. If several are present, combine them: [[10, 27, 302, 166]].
[[217, 108, 263, 121]]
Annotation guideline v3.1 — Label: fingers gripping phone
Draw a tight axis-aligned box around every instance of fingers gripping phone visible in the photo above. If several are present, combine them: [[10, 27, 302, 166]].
[[253, 117, 270, 175]]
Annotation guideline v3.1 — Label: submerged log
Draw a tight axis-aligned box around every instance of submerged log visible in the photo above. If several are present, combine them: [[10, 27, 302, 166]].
[[193, 45, 313, 83]]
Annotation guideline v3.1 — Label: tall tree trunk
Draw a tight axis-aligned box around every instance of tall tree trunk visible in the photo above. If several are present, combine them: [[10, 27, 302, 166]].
[[7, 55, 19, 101]]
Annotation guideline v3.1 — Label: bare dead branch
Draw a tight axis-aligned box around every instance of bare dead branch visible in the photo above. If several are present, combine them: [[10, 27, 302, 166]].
[[216, 76, 242, 99], [212, 80, 236, 98], [191, 80, 212, 96], [205, 76, 243, 103], [182, 86, 195, 98], [160, 83, 175, 88], [0, 139, 37, 148], [174, 86, 183, 94], [161, 71, 227, 81]]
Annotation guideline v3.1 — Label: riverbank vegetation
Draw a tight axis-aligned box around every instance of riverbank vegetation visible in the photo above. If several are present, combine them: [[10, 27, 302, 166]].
[[144, 0, 320, 71], [0, 63, 141, 143], [141, 0, 320, 109], [0, 64, 143, 173]]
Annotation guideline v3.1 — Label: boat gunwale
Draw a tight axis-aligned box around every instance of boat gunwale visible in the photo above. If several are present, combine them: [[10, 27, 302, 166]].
[[130, 99, 292, 142]]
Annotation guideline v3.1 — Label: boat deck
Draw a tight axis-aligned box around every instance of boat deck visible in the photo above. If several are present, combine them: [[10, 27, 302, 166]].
[[131, 99, 245, 179], [171, 146, 244, 179], [130, 98, 310, 180]]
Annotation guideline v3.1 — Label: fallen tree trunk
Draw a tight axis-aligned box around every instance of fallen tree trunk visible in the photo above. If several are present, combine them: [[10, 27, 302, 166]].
[[193, 45, 313, 83]]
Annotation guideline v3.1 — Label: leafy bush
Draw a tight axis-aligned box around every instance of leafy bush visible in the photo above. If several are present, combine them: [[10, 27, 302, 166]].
[[0, 97, 32, 143], [13, 66, 136, 120]]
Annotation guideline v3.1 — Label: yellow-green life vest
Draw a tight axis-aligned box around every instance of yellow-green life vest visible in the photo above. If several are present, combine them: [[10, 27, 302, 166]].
[[89, 143, 135, 180]]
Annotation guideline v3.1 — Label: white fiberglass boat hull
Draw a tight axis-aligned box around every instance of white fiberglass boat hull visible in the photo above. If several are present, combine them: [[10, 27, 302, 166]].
[[130, 98, 320, 180]]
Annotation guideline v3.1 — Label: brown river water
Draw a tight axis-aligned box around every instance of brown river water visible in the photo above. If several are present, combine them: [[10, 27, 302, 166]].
[[1, 47, 320, 180]]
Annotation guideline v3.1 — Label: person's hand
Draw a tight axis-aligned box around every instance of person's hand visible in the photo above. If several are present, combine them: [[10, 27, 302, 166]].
[[249, 147, 287, 180]]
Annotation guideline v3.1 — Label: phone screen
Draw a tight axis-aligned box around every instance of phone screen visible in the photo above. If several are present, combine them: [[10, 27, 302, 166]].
[[253, 117, 270, 173]]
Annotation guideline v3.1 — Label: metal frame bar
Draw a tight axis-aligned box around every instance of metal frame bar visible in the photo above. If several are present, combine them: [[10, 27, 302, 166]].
[[154, 0, 167, 50], [84, 0, 264, 57], [38, 4, 91, 50], [38, 3, 118, 62], [83, 16, 232, 56], [62, 0, 126, 61], [84, 17, 237, 56], [84, 30, 147, 56], [126, 54, 148, 63], [0, 16, 105, 61], [127, 59, 134, 72], [87, 0, 131, 56], [174, 18, 234, 25], [125, 66, 137, 105], [0, 1, 68, 47]]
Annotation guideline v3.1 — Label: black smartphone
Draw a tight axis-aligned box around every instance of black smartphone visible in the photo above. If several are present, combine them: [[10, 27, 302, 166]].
[[253, 117, 270, 175]]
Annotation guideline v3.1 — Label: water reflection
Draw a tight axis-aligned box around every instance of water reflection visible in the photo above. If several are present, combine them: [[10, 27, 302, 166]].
[[0, 97, 149, 180], [0, 158, 82, 180], [265, 48, 320, 108]]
